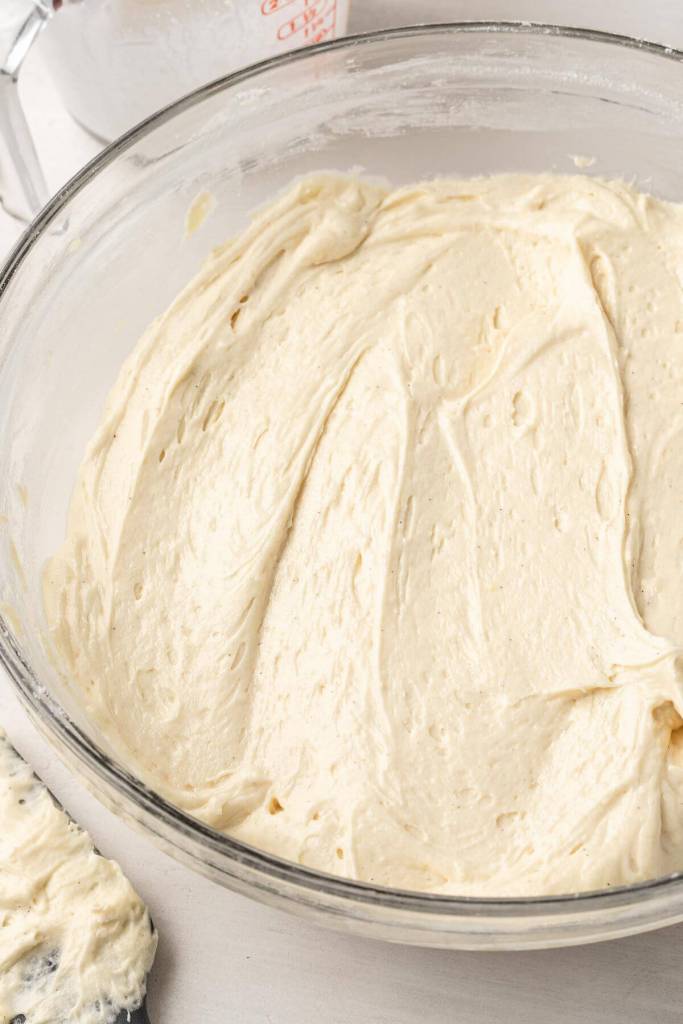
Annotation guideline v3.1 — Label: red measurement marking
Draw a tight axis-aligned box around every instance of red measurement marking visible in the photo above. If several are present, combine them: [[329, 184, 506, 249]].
[[277, 0, 336, 40], [260, 0, 298, 15], [306, 23, 335, 44], [259, 0, 340, 45], [306, 18, 336, 43]]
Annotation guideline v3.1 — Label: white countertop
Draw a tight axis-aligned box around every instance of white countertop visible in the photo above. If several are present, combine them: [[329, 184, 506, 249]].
[[3, 4, 683, 1022]]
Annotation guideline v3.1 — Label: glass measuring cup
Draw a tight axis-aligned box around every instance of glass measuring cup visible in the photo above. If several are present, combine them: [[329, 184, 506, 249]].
[[0, 1, 350, 220], [41, 0, 350, 142]]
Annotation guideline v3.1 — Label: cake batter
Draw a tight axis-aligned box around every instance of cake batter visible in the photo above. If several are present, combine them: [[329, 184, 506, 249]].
[[44, 174, 683, 896]]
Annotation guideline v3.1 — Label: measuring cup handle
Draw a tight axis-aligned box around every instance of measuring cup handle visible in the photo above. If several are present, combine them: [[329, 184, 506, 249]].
[[0, 72, 49, 222], [0, 2, 54, 222]]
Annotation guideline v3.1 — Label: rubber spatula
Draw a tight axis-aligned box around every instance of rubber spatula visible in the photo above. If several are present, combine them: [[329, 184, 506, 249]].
[[0, 727, 157, 1024]]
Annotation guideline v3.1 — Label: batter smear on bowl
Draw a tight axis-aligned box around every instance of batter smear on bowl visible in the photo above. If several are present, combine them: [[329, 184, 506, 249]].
[[44, 174, 683, 896]]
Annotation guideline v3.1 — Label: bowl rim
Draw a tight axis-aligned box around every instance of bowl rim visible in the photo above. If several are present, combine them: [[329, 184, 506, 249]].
[[3, 19, 683, 922]]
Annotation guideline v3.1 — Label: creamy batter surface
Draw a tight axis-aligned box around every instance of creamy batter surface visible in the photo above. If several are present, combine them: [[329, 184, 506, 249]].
[[0, 731, 155, 1023], [45, 174, 683, 896]]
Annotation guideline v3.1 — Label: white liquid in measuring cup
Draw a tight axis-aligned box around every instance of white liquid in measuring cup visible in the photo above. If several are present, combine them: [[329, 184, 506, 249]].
[[39, 0, 351, 141]]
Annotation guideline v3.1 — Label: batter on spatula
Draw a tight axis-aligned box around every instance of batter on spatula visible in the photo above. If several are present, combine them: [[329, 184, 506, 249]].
[[0, 730, 156, 1024]]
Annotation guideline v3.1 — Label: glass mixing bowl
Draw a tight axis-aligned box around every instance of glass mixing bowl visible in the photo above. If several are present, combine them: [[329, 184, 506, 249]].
[[3, 23, 683, 950]]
